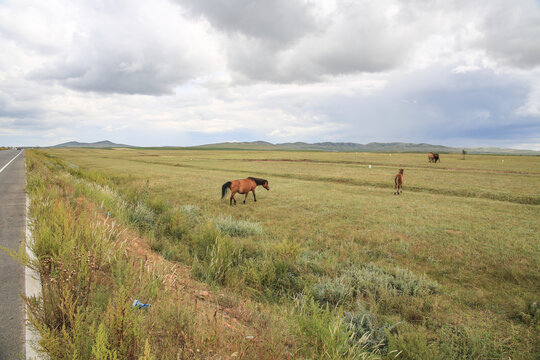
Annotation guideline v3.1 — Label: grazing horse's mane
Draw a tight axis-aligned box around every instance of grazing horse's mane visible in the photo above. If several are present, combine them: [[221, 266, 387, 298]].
[[248, 177, 267, 185]]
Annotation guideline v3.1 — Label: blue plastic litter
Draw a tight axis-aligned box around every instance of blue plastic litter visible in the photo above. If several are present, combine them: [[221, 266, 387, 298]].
[[132, 300, 150, 309]]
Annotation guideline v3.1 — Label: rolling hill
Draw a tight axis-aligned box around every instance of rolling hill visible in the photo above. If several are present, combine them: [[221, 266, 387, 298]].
[[49, 140, 133, 148], [191, 141, 539, 155]]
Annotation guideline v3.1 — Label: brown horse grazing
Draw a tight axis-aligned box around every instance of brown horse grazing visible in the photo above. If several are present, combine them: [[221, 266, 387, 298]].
[[428, 152, 440, 163], [394, 169, 404, 195], [221, 177, 270, 205]]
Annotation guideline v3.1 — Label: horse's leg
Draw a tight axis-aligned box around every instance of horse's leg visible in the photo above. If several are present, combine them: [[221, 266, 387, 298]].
[[243, 192, 249, 204], [230, 190, 237, 206], [252, 188, 257, 202]]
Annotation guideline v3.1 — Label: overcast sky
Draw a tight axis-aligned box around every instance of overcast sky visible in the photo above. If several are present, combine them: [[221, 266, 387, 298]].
[[1, 0, 539, 149]]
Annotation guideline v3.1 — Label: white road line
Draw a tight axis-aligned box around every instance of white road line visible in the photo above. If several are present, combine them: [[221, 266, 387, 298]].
[[0, 150, 23, 174]]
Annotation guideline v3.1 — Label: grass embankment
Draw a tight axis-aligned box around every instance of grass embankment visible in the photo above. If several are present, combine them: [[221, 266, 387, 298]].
[[25, 149, 540, 359], [22, 151, 300, 359]]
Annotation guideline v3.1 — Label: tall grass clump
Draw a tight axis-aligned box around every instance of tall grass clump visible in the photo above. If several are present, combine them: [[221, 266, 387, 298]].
[[292, 296, 377, 360], [191, 224, 244, 285], [344, 306, 401, 353], [213, 215, 264, 237]]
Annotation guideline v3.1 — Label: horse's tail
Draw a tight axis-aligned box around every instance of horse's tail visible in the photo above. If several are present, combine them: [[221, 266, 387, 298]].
[[221, 181, 232, 199]]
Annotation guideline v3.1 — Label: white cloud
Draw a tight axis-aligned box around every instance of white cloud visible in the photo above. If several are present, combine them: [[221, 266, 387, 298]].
[[12, 0, 224, 94], [0, 0, 539, 148], [512, 142, 540, 151], [516, 79, 540, 117]]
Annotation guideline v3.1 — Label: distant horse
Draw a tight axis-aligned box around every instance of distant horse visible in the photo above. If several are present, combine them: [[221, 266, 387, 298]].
[[428, 152, 440, 163], [221, 177, 270, 205], [394, 169, 404, 195]]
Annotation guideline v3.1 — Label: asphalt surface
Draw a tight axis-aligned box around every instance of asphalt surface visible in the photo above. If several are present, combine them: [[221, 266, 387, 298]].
[[0, 149, 26, 359]]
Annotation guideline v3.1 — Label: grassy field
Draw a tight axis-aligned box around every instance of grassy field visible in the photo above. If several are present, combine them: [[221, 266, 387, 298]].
[[27, 148, 539, 359]]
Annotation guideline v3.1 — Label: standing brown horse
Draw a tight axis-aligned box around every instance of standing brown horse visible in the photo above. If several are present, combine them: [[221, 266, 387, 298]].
[[221, 177, 270, 205], [428, 152, 440, 163], [394, 169, 404, 195]]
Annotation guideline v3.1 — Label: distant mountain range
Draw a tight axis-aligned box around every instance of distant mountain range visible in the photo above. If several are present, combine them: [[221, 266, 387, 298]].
[[191, 141, 539, 155], [48, 140, 539, 155], [50, 140, 132, 148]]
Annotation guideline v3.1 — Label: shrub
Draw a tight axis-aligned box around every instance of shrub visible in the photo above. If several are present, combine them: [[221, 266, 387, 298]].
[[345, 264, 440, 299], [213, 215, 264, 237], [129, 202, 155, 230], [311, 278, 352, 306], [179, 204, 200, 225], [311, 264, 440, 308]]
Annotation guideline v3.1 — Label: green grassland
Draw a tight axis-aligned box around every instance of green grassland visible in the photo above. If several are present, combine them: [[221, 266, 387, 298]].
[[33, 148, 539, 358]]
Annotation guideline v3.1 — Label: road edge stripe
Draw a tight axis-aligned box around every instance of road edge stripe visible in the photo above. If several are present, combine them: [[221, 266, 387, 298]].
[[0, 150, 23, 174]]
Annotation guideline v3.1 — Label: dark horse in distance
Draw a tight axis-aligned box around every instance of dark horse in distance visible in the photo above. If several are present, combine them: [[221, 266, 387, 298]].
[[222, 177, 270, 205], [394, 169, 404, 195], [428, 152, 440, 163]]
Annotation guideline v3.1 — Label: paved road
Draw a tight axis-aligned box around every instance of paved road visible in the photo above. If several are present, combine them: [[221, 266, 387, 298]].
[[0, 149, 26, 359]]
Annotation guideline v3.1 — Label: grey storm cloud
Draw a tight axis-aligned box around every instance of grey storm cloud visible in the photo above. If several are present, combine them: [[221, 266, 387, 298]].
[[172, 1, 448, 83], [179, 0, 422, 83], [479, 1, 540, 69], [176, 0, 540, 84], [29, 52, 197, 95], [23, 0, 540, 94], [228, 6, 414, 83], [177, 0, 319, 46]]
